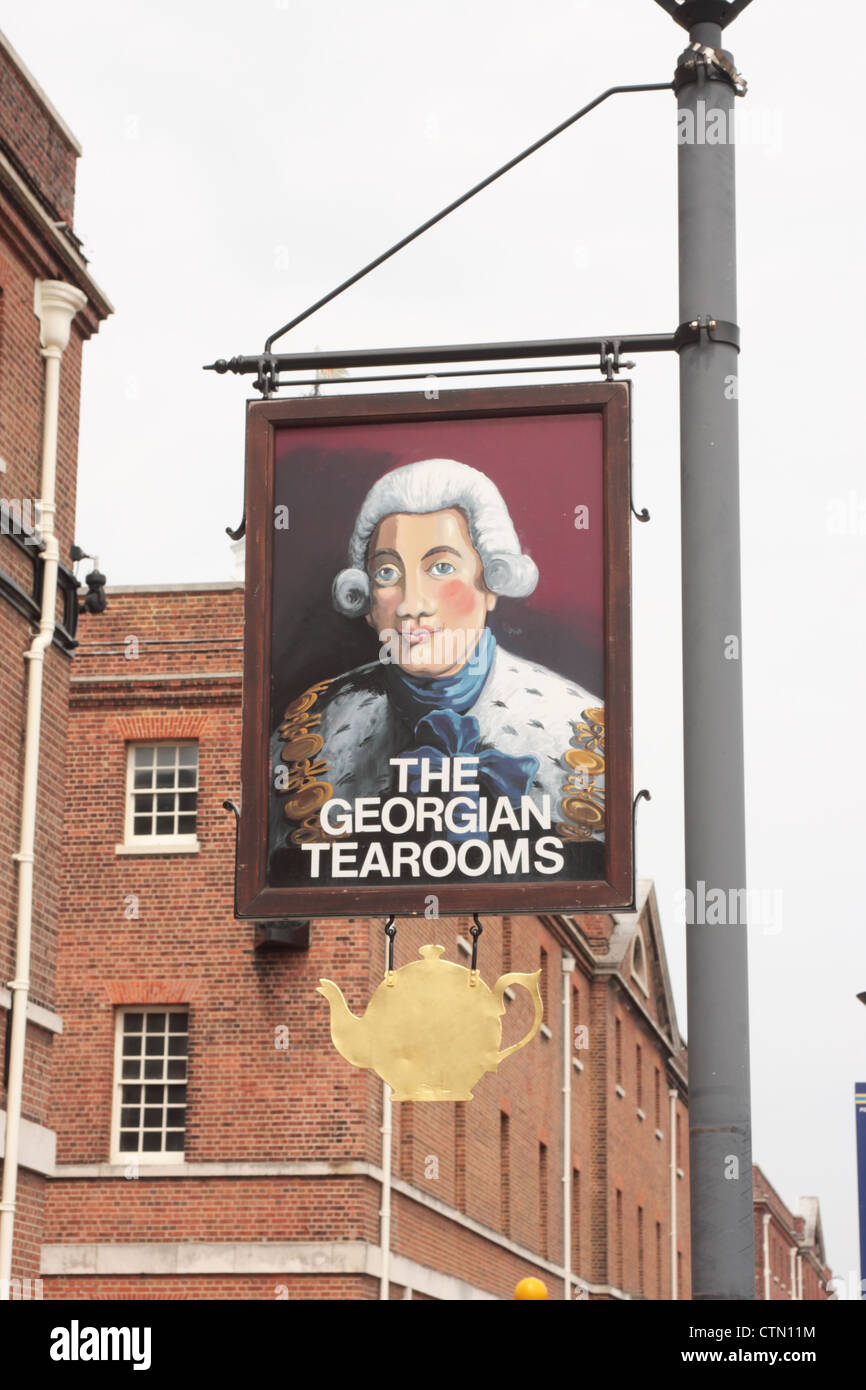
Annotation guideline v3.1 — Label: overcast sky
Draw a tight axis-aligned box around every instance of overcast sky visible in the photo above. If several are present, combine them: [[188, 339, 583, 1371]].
[[7, 0, 865, 1288]]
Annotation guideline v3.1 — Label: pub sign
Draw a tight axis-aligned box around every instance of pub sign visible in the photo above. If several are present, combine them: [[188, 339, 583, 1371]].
[[236, 381, 633, 918]]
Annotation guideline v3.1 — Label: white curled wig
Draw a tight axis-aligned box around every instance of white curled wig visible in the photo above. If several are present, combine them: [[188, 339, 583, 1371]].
[[331, 458, 539, 617]]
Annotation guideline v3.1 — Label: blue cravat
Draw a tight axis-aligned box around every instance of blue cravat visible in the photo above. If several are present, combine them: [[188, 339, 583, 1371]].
[[409, 708, 539, 803], [385, 627, 497, 723], [385, 633, 540, 835]]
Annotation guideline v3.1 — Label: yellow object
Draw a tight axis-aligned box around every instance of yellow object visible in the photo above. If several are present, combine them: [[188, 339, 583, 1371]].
[[514, 1278, 548, 1300], [317, 944, 543, 1102]]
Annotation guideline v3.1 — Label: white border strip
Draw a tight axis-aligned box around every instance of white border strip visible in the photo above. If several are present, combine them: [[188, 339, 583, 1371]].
[[0, 1111, 56, 1176], [0, 988, 62, 1034], [40, 1240, 497, 1300], [49, 1160, 626, 1299]]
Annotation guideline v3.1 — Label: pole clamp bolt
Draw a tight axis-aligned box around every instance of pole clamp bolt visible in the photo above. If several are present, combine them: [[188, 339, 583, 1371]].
[[674, 316, 741, 352], [675, 41, 747, 96]]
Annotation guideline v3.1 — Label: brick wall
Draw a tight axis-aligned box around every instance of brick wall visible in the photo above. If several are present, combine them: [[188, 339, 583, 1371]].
[[753, 1165, 830, 1301], [0, 35, 78, 227], [0, 26, 108, 1286], [43, 586, 695, 1300]]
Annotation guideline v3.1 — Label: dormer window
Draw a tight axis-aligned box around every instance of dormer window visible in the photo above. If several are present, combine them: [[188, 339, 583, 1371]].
[[631, 927, 649, 996]]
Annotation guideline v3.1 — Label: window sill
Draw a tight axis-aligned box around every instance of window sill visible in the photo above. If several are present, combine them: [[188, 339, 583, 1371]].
[[572, 1055, 584, 1072], [540, 1022, 552, 1040], [615, 1084, 626, 1098], [655, 1128, 664, 1142], [115, 840, 200, 857], [677, 1167, 684, 1179], [636, 1107, 645, 1121], [109, 1152, 186, 1167]]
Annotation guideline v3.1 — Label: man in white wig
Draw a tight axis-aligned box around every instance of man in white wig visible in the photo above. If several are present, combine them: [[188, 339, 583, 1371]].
[[270, 458, 605, 879]]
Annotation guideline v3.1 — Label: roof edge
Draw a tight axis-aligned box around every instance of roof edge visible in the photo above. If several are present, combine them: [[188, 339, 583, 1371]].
[[0, 149, 113, 320], [104, 582, 245, 594], [611, 879, 684, 1054], [0, 28, 82, 155]]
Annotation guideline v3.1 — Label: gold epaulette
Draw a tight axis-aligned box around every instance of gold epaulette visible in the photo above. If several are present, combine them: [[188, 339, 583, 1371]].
[[275, 680, 333, 845], [555, 705, 606, 841]]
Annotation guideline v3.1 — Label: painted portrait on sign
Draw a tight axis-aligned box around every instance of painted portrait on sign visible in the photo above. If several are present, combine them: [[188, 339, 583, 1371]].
[[236, 383, 632, 918], [265, 402, 612, 898]]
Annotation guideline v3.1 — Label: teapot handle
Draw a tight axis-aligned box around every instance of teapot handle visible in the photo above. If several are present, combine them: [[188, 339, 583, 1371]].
[[493, 970, 543, 1061]]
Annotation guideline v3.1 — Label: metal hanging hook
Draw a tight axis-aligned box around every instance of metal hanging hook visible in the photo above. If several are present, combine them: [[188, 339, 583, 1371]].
[[470, 915, 484, 986], [384, 916, 397, 986]]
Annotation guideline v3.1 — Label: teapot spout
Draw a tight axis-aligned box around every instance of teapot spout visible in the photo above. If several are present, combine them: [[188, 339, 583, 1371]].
[[317, 980, 371, 1069]]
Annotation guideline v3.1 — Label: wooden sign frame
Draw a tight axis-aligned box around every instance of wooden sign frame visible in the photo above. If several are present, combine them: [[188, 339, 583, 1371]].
[[237, 381, 633, 918]]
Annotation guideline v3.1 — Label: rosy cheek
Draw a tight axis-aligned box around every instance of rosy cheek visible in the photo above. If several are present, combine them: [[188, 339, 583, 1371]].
[[372, 590, 401, 623], [440, 577, 479, 618]]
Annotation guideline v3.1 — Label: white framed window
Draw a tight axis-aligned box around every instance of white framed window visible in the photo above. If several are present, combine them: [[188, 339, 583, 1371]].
[[111, 1008, 189, 1164], [118, 742, 199, 853], [630, 926, 649, 996]]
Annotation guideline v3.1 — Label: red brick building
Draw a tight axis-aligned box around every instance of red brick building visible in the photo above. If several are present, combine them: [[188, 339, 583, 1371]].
[[753, 1166, 831, 1301], [0, 27, 110, 1297], [43, 583, 692, 1300]]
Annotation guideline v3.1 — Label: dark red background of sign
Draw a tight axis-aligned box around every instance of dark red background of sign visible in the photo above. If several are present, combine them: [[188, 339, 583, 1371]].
[[271, 410, 604, 719]]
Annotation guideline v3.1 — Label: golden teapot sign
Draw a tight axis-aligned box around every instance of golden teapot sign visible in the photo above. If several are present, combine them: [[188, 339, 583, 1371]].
[[318, 943, 543, 1102]]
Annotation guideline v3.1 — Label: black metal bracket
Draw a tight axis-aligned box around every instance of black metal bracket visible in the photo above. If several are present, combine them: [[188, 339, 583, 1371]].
[[384, 915, 397, 982], [216, 357, 641, 395], [225, 513, 245, 542], [674, 41, 747, 96], [655, 0, 752, 30], [0, 511, 84, 652], [631, 789, 652, 910], [205, 81, 673, 387], [674, 316, 740, 352], [470, 915, 484, 975], [223, 800, 243, 920], [599, 339, 636, 382], [223, 800, 310, 945], [254, 354, 279, 400], [631, 480, 650, 525], [625, 373, 649, 523], [381, 912, 484, 978], [206, 331, 676, 396], [254, 920, 311, 950]]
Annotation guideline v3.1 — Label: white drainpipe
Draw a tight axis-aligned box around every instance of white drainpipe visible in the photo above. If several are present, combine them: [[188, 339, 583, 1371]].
[[379, 931, 392, 1300], [788, 1246, 797, 1300], [379, 1078, 392, 1299], [762, 1212, 771, 1300], [669, 1087, 678, 1300], [797, 1254, 803, 1302], [561, 955, 575, 1300], [0, 280, 86, 1299]]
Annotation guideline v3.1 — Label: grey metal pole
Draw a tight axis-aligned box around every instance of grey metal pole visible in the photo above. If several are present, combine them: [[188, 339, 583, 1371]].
[[672, 8, 755, 1299]]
